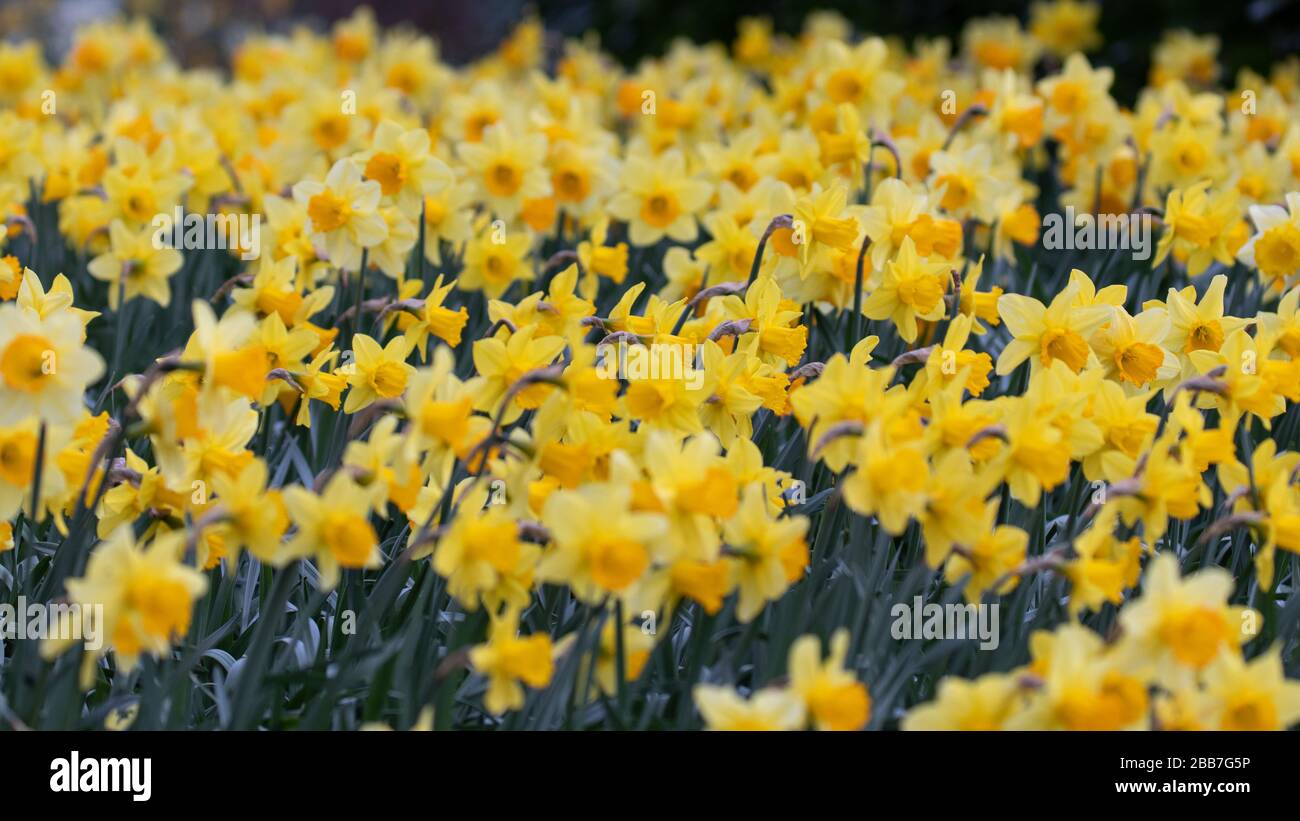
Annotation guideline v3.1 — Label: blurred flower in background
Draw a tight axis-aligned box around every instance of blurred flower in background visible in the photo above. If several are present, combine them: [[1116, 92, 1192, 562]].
[[0, 0, 531, 67], [4, 0, 1298, 97]]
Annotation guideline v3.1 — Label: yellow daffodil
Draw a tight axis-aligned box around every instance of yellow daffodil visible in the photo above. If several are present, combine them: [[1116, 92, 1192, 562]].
[[281, 472, 382, 590], [725, 484, 809, 621], [538, 479, 667, 602], [1199, 649, 1300, 730], [44, 528, 207, 687], [87, 219, 184, 308], [1115, 553, 1256, 686], [0, 302, 104, 425], [607, 150, 712, 246], [995, 281, 1109, 375], [292, 158, 388, 272], [1239, 191, 1300, 291], [343, 333, 415, 414], [693, 683, 805, 730], [469, 606, 555, 715], [787, 629, 871, 730], [457, 122, 550, 221], [861, 235, 951, 343], [356, 119, 452, 215]]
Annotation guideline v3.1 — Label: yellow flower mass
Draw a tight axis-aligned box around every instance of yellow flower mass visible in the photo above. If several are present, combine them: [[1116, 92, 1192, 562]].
[[0, 3, 1297, 735]]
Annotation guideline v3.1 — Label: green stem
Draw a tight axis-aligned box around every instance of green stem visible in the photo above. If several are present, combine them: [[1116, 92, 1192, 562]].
[[747, 214, 793, 286], [347, 250, 369, 348], [28, 422, 46, 524], [109, 278, 128, 384], [416, 200, 428, 287], [614, 599, 627, 714], [847, 235, 872, 350]]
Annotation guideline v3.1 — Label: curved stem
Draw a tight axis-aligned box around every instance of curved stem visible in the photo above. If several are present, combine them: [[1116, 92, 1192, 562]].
[[747, 214, 793, 286], [942, 104, 988, 151]]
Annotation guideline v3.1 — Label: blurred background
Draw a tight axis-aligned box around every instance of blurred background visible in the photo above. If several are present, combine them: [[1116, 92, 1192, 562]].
[[2, 0, 1298, 100]]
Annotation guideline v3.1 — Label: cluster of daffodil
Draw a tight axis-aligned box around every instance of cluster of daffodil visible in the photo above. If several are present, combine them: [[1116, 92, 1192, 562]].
[[903, 555, 1300, 730], [1, 1, 1299, 730]]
